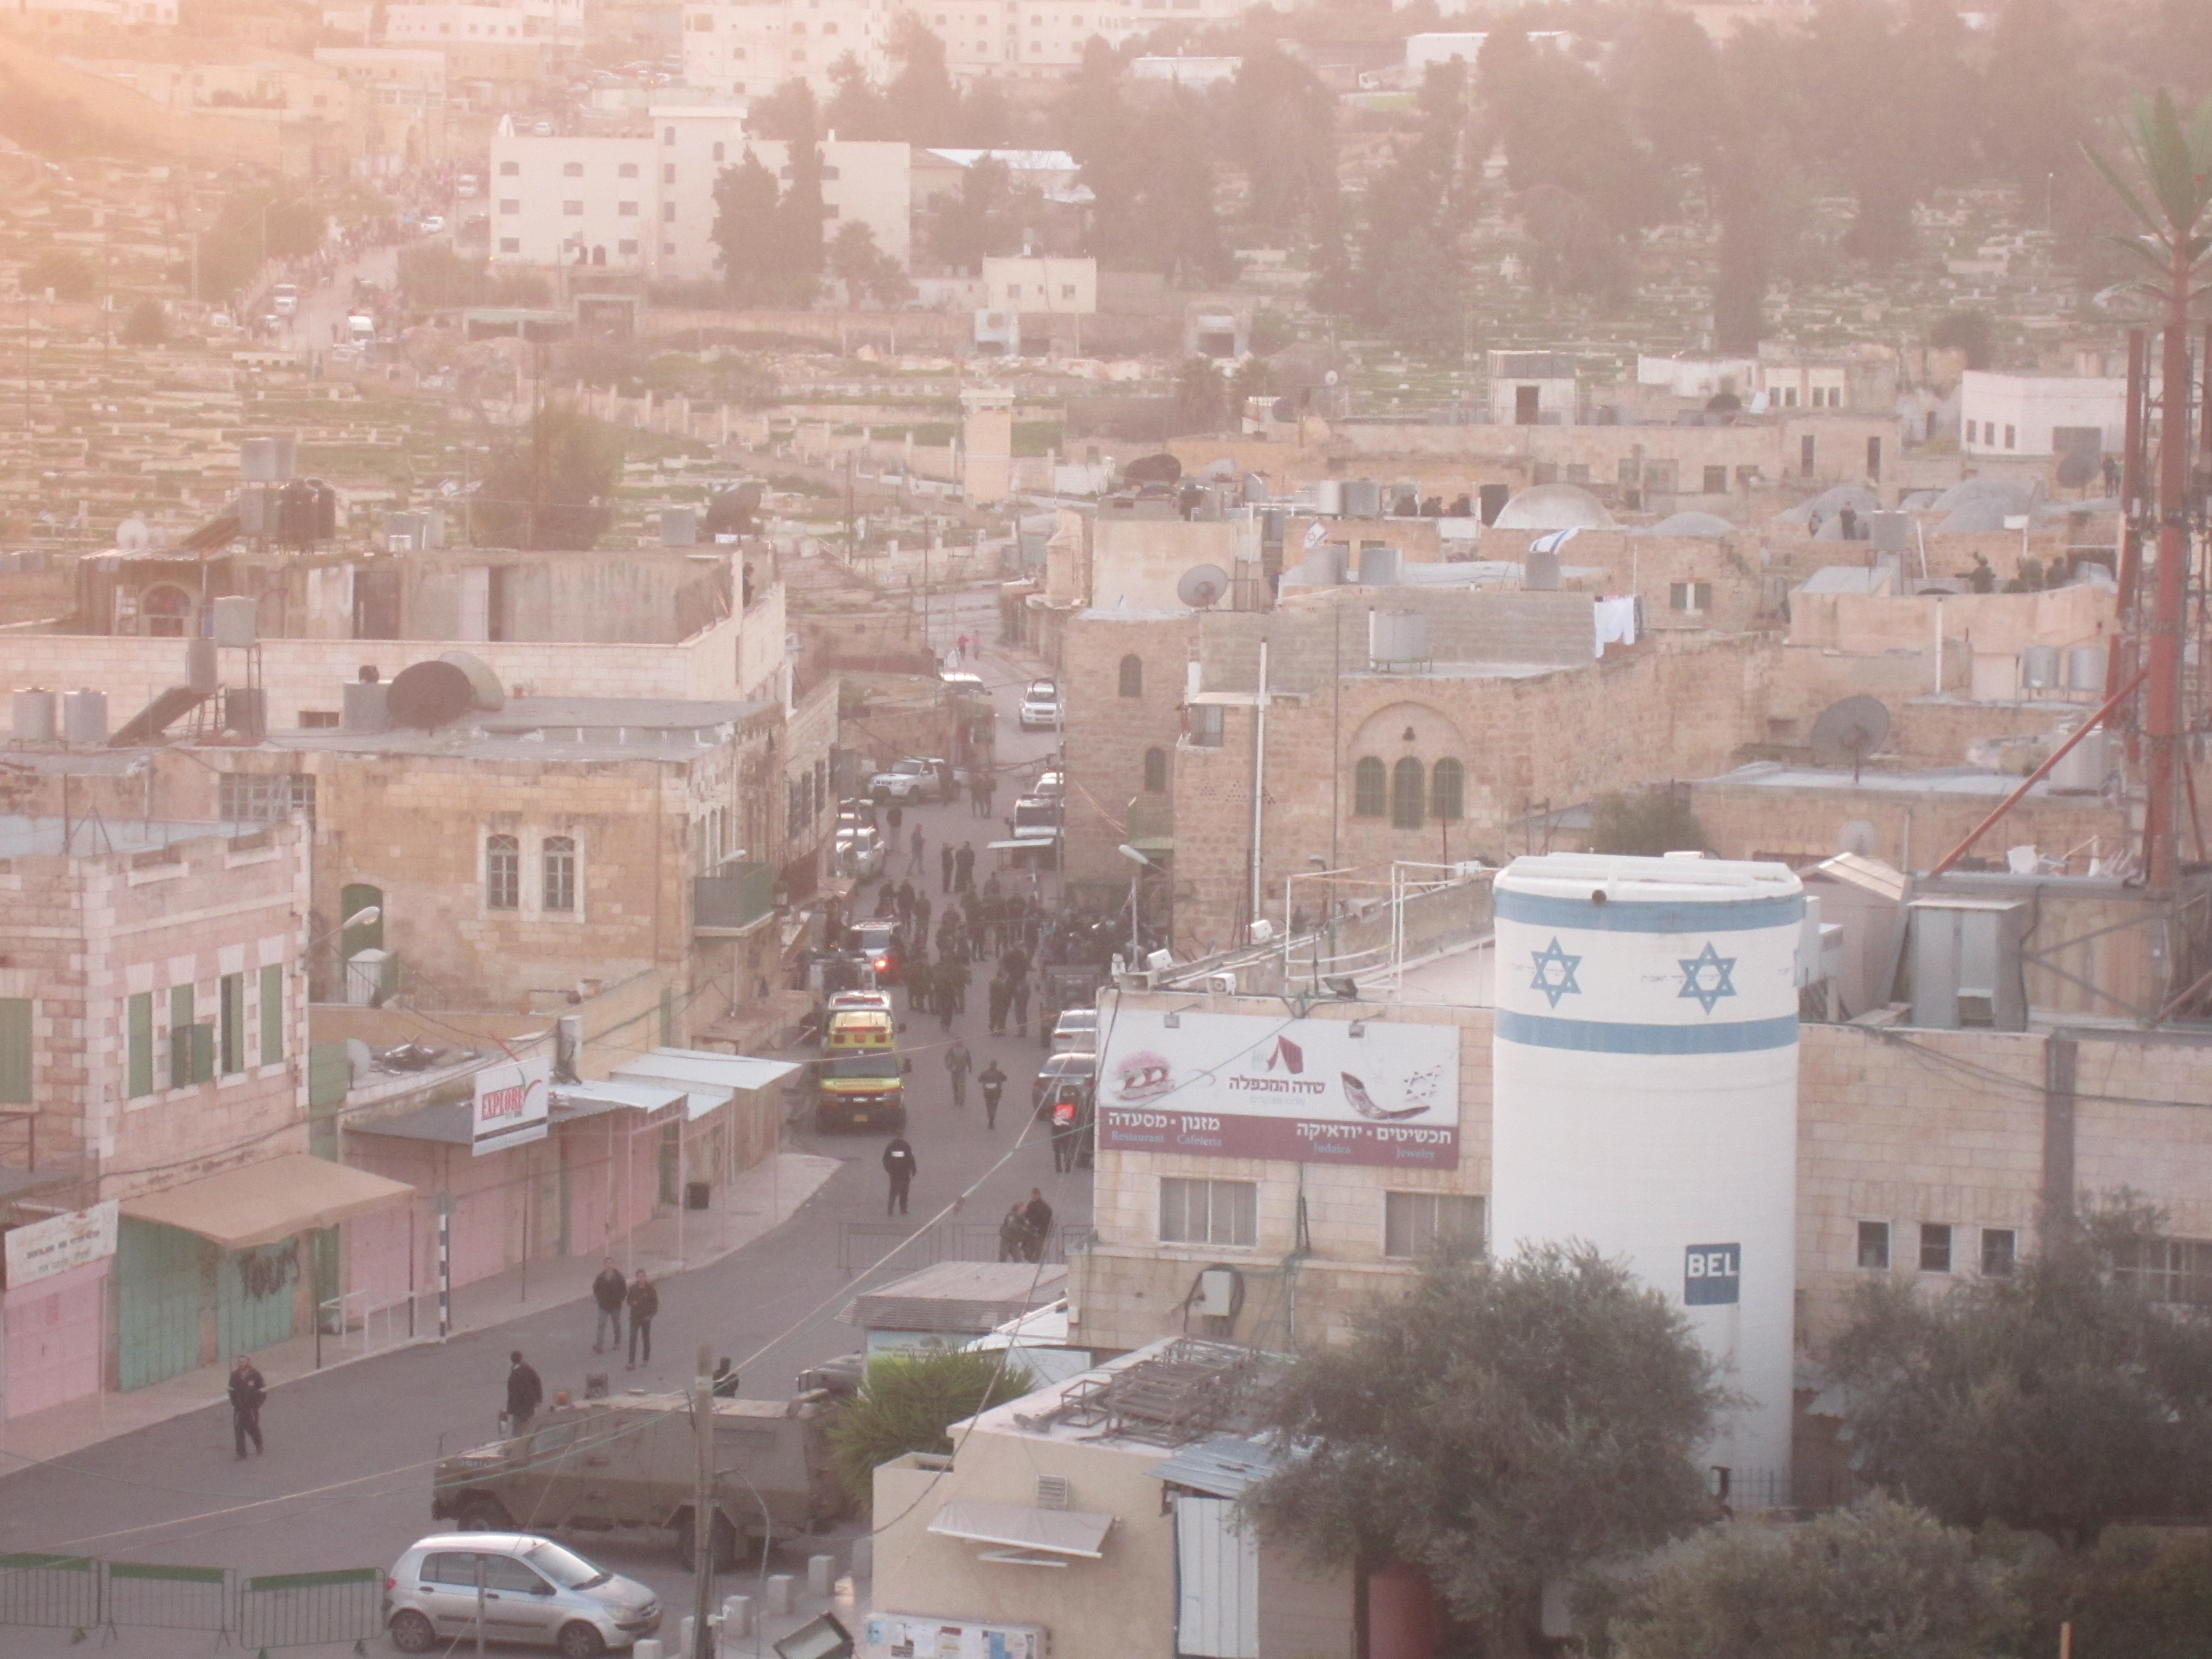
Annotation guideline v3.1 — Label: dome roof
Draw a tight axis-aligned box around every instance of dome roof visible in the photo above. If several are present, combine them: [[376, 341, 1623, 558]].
[[1643, 510, 1737, 538], [1494, 483, 1616, 531], [1931, 476, 2030, 514]]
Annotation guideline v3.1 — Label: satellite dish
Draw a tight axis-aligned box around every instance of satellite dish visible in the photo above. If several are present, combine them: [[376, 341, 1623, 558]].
[[116, 516, 151, 551], [387, 660, 477, 729], [1124, 453, 1183, 486], [1809, 695, 1891, 778], [703, 482, 763, 536], [1177, 564, 1230, 608], [1269, 397, 1295, 422]]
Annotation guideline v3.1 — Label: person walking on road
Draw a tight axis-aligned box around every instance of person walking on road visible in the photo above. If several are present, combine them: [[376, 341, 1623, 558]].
[[591, 1258, 626, 1353], [228, 1354, 267, 1460], [1050, 1097, 1082, 1173], [908, 825, 927, 876], [505, 1350, 544, 1434], [987, 974, 1010, 1035], [998, 1203, 1029, 1261], [941, 843, 955, 892], [1010, 972, 1032, 1038], [954, 842, 976, 893], [883, 1135, 917, 1215], [625, 1270, 659, 1369], [1020, 1189, 1055, 1263], [978, 1060, 1007, 1128], [945, 1037, 972, 1107]]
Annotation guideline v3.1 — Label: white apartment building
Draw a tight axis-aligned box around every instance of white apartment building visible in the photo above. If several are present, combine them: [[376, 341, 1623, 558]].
[[930, 0, 1242, 79], [681, 0, 891, 98], [0, 0, 176, 27], [1959, 370, 2126, 460], [385, 0, 584, 45], [488, 116, 910, 278], [978, 254, 1095, 312]]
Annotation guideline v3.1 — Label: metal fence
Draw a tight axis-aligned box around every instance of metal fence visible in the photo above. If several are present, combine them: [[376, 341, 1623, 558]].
[[836, 1219, 1084, 1274], [0, 1554, 383, 1648]]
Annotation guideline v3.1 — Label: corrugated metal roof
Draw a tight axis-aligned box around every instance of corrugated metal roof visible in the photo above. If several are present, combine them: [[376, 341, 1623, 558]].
[[847, 1262, 1069, 1334], [1148, 1435, 1280, 1498]]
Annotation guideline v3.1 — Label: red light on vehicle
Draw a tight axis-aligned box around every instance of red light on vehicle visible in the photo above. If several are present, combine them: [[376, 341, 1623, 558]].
[[874, 957, 889, 970], [385, 1577, 397, 1592]]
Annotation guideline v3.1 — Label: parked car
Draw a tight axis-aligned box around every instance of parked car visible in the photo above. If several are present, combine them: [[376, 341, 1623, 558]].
[[833, 823, 884, 879], [1050, 1009, 1097, 1053], [841, 920, 903, 983], [269, 283, 299, 316], [1019, 684, 1064, 731], [383, 1532, 659, 1656], [868, 757, 944, 804], [1010, 796, 1063, 840], [1031, 769, 1065, 801], [1033, 1050, 1097, 1115]]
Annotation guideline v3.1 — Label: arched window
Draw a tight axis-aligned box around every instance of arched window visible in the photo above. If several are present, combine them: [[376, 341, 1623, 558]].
[[485, 834, 520, 910], [1118, 654, 1143, 698], [1353, 757, 1387, 818], [1391, 758, 1425, 830], [1143, 747, 1167, 793], [542, 836, 576, 912], [1431, 759, 1464, 823]]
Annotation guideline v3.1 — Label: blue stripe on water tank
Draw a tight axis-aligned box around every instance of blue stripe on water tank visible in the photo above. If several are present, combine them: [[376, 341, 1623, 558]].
[[1496, 1009, 1799, 1054], [1495, 888, 1805, 933]]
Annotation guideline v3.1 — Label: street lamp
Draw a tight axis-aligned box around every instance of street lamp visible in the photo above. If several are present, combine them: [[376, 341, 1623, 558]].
[[1117, 843, 1151, 968]]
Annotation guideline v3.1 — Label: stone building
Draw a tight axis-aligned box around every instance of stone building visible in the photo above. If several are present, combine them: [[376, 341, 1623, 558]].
[[1071, 868, 2212, 1501], [0, 815, 410, 1417]]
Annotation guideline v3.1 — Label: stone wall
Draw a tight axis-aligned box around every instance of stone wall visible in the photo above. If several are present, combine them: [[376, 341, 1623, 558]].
[[0, 821, 310, 1202], [1071, 999, 2212, 1364], [1060, 611, 1198, 883], [1170, 632, 1766, 952], [0, 612, 745, 734], [1686, 771, 2122, 871]]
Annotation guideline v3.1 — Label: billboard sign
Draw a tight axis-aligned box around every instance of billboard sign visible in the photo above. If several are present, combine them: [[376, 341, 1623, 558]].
[[3, 1200, 119, 1288], [1684, 1243, 1741, 1305], [472, 1055, 551, 1156], [1096, 1008, 1460, 1167]]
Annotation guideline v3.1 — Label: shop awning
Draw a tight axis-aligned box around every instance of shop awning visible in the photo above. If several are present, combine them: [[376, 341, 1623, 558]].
[[928, 1500, 1114, 1562], [120, 1153, 415, 1250], [553, 1081, 689, 1118], [613, 1048, 801, 1121]]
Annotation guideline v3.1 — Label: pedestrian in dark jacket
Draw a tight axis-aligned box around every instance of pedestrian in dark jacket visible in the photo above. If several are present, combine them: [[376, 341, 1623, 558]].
[[979, 1060, 1008, 1128], [945, 1038, 972, 1107], [987, 974, 1011, 1035], [941, 844, 955, 893], [591, 1258, 626, 1353], [228, 1354, 267, 1459], [998, 1204, 1030, 1261], [883, 1136, 917, 1215], [906, 959, 933, 1015], [1011, 973, 1032, 1037], [954, 842, 975, 892], [505, 1351, 544, 1432], [1020, 1190, 1055, 1262], [625, 1271, 659, 1369]]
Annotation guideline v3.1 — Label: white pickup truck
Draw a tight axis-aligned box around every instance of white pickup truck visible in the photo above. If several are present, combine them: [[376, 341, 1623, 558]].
[[867, 757, 946, 804]]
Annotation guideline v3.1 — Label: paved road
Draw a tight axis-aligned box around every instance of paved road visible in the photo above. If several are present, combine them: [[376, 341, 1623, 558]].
[[0, 634, 1081, 1651]]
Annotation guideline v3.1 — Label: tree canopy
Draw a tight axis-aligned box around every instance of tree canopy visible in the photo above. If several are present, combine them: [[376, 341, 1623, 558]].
[[827, 1350, 1032, 1506], [1602, 1495, 2023, 1659], [1244, 1248, 1722, 1651], [1828, 1202, 2212, 1547], [474, 402, 623, 550]]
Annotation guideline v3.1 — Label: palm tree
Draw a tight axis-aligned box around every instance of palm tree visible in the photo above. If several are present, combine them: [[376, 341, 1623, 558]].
[[2083, 92, 2212, 891]]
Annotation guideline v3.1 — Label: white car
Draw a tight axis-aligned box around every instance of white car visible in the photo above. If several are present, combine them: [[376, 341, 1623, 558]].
[[421, 215, 447, 234], [868, 758, 943, 804], [833, 824, 885, 878], [1019, 686, 1063, 731], [383, 1532, 659, 1655]]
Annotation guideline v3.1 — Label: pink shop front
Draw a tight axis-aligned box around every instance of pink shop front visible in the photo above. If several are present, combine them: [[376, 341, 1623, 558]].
[[340, 1081, 693, 1311]]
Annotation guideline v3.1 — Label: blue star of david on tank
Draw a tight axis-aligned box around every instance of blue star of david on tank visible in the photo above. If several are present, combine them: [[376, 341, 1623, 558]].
[[1529, 937, 1583, 1008], [1678, 942, 1738, 1014]]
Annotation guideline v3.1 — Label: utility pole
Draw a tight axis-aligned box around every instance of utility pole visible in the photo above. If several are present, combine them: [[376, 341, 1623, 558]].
[[692, 1343, 716, 1659], [2144, 305, 2197, 889]]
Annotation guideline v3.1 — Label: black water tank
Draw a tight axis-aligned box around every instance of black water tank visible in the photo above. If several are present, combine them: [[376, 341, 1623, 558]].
[[386, 660, 476, 729]]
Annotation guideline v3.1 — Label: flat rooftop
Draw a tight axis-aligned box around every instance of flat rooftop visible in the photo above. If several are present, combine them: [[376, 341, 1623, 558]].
[[1699, 761, 2080, 800], [0, 813, 262, 858]]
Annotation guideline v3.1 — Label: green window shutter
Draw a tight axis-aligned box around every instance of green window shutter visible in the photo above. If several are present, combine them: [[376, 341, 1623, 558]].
[[219, 972, 244, 1076], [259, 964, 285, 1066], [190, 1023, 216, 1086], [127, 993, 155, 1099], [169, 985, 195, 1088], [0, 998, 31, 1105]]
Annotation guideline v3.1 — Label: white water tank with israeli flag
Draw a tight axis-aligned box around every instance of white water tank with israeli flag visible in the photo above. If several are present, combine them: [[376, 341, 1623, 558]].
[[1490, 852, 1804, 1495]]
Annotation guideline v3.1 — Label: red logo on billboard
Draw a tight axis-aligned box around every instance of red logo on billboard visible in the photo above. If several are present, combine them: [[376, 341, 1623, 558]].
[[1265, 1036, 1305, 1075]]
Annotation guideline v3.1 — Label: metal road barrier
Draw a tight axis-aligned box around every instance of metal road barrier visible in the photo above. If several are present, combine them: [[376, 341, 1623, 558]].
[[0, 1554, 383, 1649]]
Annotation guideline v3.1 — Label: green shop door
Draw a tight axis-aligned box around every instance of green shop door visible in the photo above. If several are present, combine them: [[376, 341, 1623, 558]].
[[218, 1240, 300, 1361], [117, 1220, 215, 1391]]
